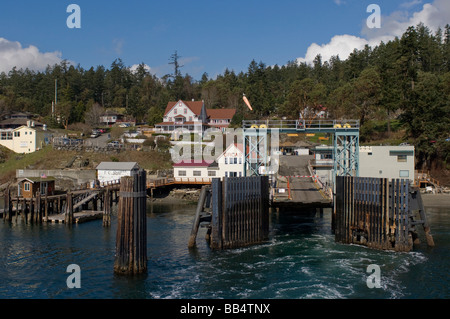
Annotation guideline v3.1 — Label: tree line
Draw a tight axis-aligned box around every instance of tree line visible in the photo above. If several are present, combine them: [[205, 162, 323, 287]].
[[0, 23, 449, 169]]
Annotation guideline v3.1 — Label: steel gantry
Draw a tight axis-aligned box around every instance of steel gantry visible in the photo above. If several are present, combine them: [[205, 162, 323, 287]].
[[242, 119, 360, 181]]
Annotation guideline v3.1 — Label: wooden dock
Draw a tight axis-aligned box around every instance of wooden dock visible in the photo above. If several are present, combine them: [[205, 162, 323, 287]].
[[46, 211, 104, 224]]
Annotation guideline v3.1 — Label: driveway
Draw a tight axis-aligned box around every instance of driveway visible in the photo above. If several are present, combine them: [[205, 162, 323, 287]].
[[84, 133, 110, 147]]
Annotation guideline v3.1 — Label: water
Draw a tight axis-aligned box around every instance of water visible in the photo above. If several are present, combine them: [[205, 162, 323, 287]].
[[0, 200, 448, 299]]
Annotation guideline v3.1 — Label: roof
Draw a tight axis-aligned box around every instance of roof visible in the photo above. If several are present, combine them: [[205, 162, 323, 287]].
[[155, 121, 200, 126], [216, 143, 244, 161], [0, 118, 43, 128], [96, 162, 140, 170], [164, 100, 204, 116], [173, 160, 213, 167], [18, 176, 56, 183], [207, 108, 236, 119]]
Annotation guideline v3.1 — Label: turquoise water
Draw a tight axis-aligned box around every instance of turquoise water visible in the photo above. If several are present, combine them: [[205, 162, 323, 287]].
[[0, 201, 448, 299]]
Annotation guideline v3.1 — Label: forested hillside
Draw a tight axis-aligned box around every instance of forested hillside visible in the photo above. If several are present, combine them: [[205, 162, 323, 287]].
[[1, 23, 449, 170]]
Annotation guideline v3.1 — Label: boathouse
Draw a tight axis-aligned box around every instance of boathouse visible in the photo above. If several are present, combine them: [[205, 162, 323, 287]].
[[17, 176, 55, 198], [96, 162, 140, 185]]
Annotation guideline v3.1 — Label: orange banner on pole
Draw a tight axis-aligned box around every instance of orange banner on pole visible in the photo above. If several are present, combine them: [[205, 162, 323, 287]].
[[243, 94, 253, 111]]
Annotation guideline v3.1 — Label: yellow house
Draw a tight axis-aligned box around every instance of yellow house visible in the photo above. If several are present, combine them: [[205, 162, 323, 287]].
[[0, 123, 47, 154]]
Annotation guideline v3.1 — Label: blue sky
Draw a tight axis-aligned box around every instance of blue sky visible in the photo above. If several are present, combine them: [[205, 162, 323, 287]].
[[0, 0, 448, 79]]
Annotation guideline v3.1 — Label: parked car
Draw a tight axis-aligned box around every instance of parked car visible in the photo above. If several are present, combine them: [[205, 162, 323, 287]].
[[108, 141, 122, 148], [90, 130, 101, 138]]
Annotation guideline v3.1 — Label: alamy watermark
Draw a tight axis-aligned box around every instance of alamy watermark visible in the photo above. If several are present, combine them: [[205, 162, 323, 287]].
[[366, 264, 381, 289], [367, 4, 381, 29], [66, 264, 81, 288], [169, 128, 280, 174], [66, 4, 81, 29]]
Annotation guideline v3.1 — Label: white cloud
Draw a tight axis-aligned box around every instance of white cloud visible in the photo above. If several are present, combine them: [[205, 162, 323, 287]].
[[400, 0, 423, 9], [296, 35, 369, 65], [0, 37, 62, 73], [112, 38, 124, 55], [333, 0, 346, 6], [296, 0, 450, 65], [362, 0, 450, 42], [129, 63, 152, 74]]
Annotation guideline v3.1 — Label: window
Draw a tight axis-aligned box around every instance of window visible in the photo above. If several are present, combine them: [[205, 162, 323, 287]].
[[14, 132, 20, 137], [239, 157, 242, 164], [234, 158, 237, 164], [24, 182, 30, 191], [225, 172, 228, 177], [193, 171, 202, 176], [399, 170, 409, 178], [40, 182, 47, 195], [189, 117, 193, 122], [174, 108, 177, 114], [178, 170, 186, 177], [225, 158, 228, 164], [397, 155, 407, 162], [208, 171, 216, 177], [184, 108, 187, 114]]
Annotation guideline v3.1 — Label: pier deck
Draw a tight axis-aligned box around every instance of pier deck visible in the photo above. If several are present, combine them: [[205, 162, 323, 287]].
[[46, 211, 104, 224]]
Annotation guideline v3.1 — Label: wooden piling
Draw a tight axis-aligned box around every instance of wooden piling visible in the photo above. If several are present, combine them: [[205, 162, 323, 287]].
[[103, 189, 111, 227], [65, 192, 73, 225], [4, 186, 12, 222], [209, 176, 269, 250], [335, 176, 433, 252], [114, 170, 147, 275], [188, 186, 209, 248]]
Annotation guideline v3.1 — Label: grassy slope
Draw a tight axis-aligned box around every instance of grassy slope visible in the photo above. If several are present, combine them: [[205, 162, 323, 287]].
[[0, 145, 173, 185]]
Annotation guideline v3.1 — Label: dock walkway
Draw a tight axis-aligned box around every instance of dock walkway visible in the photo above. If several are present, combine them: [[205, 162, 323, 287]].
[[46, 211, 104, 224]]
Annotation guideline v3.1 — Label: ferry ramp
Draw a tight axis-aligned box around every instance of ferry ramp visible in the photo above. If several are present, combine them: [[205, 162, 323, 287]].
[[272, 155, 332, 209]]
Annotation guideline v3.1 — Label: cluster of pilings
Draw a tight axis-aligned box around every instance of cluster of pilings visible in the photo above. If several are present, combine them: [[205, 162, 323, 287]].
[[188, 176, 270, 250], [1, 186, 118, 225], [333, 176, 434, 252]]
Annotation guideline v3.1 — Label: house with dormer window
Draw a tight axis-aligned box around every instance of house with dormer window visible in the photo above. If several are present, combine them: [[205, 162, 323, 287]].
[[155, 100, 209, 134], [155, 100, 236, 134]]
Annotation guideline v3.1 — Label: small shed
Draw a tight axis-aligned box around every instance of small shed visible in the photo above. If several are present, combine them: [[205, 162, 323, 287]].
[[96, 162, 140, 185], [18, 176, 55, 198]]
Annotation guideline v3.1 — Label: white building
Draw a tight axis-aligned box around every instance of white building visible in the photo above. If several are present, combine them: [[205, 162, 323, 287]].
[[0, 123, 49, 154], [173, 143, 245, 183], [155, 100, 236, 134], [310, 145, 416, 185], [359, 146, 415, 182], [173, 160, 212, 183], [213, 143, 244, 178], [96, 162, 140, 185]]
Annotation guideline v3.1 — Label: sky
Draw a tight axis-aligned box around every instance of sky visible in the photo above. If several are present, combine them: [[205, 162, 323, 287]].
[[0, 0, 449, 80]]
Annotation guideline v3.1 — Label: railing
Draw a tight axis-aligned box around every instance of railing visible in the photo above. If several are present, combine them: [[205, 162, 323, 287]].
[[174, 177, 212, 184], [147, 178, 175, 188], [242, 119, 360, 130]]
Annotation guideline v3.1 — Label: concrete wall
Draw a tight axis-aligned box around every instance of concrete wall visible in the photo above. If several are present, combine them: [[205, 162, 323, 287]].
[[16, 169, 96, 186], [359, 146, 415, 182]]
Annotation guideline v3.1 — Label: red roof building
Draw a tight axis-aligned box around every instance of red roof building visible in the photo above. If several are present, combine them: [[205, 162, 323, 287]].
[[155, 100, 236, 133]]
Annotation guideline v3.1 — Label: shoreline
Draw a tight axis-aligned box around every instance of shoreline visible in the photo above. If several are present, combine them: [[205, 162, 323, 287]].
[[421, 193, 450, 208]]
